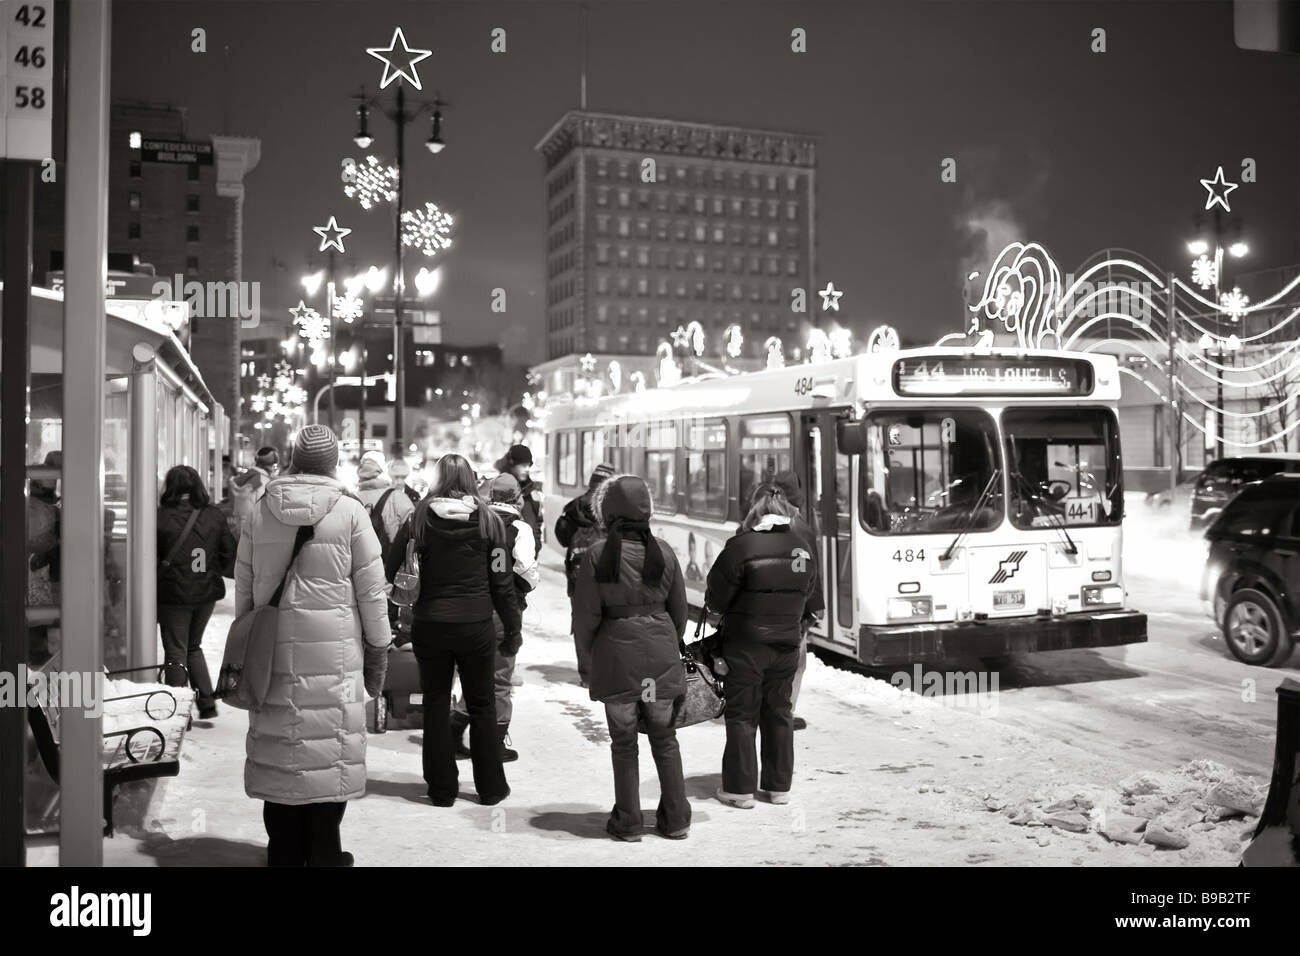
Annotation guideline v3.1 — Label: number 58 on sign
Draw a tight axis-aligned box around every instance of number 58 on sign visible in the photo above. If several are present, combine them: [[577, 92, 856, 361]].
[[1, 1, 54, 161]]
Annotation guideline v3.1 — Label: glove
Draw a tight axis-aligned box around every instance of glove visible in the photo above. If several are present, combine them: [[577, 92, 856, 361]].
[[499, 631, 523, 658], [363, 642, 390, 699]]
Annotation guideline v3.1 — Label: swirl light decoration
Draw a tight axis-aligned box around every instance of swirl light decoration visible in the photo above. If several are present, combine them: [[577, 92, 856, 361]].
[[829, 327, 853, 359], [806, 328, 833, 364], [629, 371, 647, 393], [724, 323, 744, 358], [866, 324, 900, 354], [968, 241, 1063, 349], [764, 336, 785, 369], [608, 360, 622, 394], [656, 341, 682, 386], [400, 202, 454, 257]]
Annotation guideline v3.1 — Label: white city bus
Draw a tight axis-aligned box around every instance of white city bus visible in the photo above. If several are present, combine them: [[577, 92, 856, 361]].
[[542, 347, 1147, 666]]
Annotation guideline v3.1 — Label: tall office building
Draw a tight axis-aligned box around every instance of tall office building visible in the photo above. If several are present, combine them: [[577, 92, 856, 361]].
[[535, 110, 817, 363]]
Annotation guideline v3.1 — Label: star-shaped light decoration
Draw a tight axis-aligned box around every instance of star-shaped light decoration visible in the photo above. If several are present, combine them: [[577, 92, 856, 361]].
[[334, 293, 365, 323], [579, 352, 597, 373], [669, 325, 690, 349], [289, 300, 318, 325], [313, 216, 352, 254], [344, 156, 399, 210], [1191, 254, 1218, 291], [367, 27, 432, 90], [256, 373, 272, 390], [1219, 287, 1250, 321], [400, 202, 454, 258], [818, 282, 843, 312], [1200, 166, 1239, 213]]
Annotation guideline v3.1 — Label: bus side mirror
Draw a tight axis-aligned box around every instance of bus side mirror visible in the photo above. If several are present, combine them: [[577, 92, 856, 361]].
[[836, 419, 866, 455]]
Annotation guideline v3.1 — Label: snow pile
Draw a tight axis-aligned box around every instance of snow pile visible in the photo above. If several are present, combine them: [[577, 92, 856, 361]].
[[986, 759, 1262, 861]]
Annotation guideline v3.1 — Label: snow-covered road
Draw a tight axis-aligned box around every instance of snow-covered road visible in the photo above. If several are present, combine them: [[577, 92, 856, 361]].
[[45, 503, 1294, 867]]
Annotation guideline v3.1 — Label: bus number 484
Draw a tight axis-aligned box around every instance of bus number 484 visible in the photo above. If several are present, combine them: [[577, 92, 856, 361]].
[[893, 549, 924, 563]]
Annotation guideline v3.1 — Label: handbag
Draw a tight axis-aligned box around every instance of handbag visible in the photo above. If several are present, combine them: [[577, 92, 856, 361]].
[[159, 507, 201, 574], [215, 521, 315, 709], [639, 604, 726, 733], [389, 515, 421, 608]]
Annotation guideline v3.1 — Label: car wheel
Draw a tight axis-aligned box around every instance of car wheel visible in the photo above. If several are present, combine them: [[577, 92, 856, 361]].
[[1223, 589, 1294, 667]]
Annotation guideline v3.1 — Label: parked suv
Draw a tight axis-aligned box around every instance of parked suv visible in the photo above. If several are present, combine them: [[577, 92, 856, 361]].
[[1200, 474, 1300, 667], [1190, 454, 1300, 529]]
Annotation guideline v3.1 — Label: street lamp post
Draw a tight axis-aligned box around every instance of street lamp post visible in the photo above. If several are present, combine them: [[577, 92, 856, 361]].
[[1199, 332, 1242, 459], [353, 86, 447, 455]]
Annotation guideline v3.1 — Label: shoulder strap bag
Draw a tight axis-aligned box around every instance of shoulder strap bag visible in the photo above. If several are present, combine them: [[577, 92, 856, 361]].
[[215, 520, 316, 710], [638, 603, 726, 733], [389, 512, 422, 607], [159, 507, 201, 571]]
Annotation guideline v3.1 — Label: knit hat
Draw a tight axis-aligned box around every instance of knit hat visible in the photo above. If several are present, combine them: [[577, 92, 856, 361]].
[[254, 446, 279, 469], [588, 461, 616, 491], [505, 444, 533, 467], [485, 473, 522, 504], [599, 475, 653, 524], [357, 457, 385, 481], [292, 424, 339, 475]]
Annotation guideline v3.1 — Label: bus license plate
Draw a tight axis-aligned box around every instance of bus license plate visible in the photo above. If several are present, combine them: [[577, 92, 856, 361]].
[[409, 693, 424, 706], [993, 590, 1025, 609]]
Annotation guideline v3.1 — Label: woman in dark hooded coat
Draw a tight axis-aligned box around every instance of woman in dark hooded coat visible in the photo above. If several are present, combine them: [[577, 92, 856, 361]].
[[572, 475, 690, 842]]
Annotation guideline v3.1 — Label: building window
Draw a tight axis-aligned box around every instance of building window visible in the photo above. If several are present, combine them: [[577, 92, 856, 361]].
[[656, 277, 669, 295], [787, 258, 799, 276], [596, 274, 609, 293], [128, 221, 141, 240], [618, 189, 630, 208], [786, 202, 798, 221], [617, 247, 630, 266], [767, 229, 779, 247], [187, 194, 200, 212], [712, 226, 725, 243], [186, 256, 199, 273], [129, 160, 142, 178], [694, 196, 706, 214], [636, 247, 650, 267], [188, 164, 201, 182], [767, 200, 779, 218], [597, 304, 609, 323], [693, 252, 706, 270], [596, 187, 609, 207], [128, 192, 141, 211], [730, 198, 743, 216], [636, 218, 650, 239], [187, 225, 200, 242], [637, 189, 650, 209], [596, 244, 610, 265], [617, 218, 630, 237], [712, 197, 724, 216], [637, 277, 649, 295], [596, 159, 608, 178], [694, 223, 706, 242], [655, 220, 669, 241], [596, 215, 609, 235]]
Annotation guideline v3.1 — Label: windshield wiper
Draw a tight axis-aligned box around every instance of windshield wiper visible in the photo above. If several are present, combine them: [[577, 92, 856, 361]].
[[1010, 468, 1078, 555], [941, 468, 1002, 562]]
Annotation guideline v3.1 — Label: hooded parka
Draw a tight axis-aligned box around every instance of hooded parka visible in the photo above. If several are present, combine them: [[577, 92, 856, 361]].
[[235, 473, 393, 805]]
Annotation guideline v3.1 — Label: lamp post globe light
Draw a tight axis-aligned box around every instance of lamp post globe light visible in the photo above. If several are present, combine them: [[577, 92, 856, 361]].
[[349, 80, 450, 453]]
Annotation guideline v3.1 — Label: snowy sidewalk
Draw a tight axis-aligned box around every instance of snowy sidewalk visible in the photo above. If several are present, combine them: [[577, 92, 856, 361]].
[[78, 561, 1254, 866]]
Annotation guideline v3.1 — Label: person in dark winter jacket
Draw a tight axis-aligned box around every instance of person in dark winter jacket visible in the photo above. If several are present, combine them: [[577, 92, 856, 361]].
[[494, 444, 542, 557], [385, 453, 521, 807], [707, 489, 819, 809], [554, 461, 615, 686], [157, 465, 237, 718], [573, 475, 691, 841], [449, 473, 539, 762], [752, 471, 823, 730]]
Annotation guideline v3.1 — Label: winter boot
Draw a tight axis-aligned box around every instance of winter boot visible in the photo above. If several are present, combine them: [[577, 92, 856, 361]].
[[498, 724, 519, 763], [450, 711, 472, 760]]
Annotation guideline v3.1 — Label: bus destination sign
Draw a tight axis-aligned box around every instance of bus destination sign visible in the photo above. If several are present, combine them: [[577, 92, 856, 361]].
[[892, 356, 1094, 397]]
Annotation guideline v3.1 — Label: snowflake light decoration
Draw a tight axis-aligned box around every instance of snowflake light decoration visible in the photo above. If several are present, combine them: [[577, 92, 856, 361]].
[[400, 202, 454, 257], [283, 384, 307, 408], [273, 371, 295, 393], [250, 393, 268, 413], [1219, 287, 1250, 322], [344, 156, 399, 210], [297, 311, 331, 343], [334, 293, 365, 323], [1191, 254, 1218, 291]]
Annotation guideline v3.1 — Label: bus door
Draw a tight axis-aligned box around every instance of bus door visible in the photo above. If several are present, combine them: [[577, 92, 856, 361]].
[[800, 411, 856, 651]]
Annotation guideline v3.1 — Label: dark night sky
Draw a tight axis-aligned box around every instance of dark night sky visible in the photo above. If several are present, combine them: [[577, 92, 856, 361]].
[[111, 0, 1300, 361]]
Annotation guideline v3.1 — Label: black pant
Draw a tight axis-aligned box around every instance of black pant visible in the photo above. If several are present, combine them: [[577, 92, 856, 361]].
[[722, 638, 799, 795], [263, 801, 347, 866], [413, 618, 508, 803], [158, 602, 217, 710]]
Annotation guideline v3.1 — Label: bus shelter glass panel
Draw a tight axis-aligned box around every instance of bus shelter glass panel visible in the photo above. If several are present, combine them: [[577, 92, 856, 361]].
[[104, 377, 130, 669], [1003, 408, 1123, 529], [860, 409, 1002, 535]]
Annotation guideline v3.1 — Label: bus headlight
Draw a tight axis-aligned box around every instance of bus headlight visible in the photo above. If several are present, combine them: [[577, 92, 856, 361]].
[[1081, 585, 1124, 608], [887, 596, 933, 622]]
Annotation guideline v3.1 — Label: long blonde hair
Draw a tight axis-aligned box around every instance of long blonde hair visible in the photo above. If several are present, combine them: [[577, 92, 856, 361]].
[[742, 487, 797, 531], [430, 453, 506, 546]]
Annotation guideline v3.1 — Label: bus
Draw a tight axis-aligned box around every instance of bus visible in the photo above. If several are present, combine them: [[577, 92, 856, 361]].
[[542, 347, 1147, 667]]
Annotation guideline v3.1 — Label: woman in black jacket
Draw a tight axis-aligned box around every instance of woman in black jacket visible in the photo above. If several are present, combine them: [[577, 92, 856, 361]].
[[705, 489, 818, 809], [385, 453, 521, 807], [157, 465, 236, 719], [573, 475, 690, 841]]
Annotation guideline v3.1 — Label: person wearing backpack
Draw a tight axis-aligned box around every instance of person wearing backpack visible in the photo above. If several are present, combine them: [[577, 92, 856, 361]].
[[157, 465, 237, 720], [356, 455, 414, 557], [555, 462, 615, 687]]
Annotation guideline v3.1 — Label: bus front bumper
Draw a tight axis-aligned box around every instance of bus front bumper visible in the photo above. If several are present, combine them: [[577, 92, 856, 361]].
[[858, 609, 1148, 667]]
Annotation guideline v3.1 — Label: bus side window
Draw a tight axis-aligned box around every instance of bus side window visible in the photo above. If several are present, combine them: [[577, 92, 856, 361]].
[[737, 414, 791, 510]]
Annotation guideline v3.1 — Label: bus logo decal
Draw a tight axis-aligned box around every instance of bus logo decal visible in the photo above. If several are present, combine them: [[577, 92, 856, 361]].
[[990, 550, 1028, 584]]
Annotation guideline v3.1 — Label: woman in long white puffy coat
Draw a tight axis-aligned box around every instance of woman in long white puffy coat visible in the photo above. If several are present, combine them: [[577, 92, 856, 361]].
[[234, 424, 392, 867]]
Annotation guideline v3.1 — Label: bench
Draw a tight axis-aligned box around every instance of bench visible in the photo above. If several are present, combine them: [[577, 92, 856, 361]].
[[26, 661, 194, 837]]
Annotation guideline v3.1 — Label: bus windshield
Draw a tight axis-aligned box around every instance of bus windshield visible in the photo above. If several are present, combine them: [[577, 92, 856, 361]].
[[860, 409, 1002, 535], [1002, 408, 1123, 529]]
